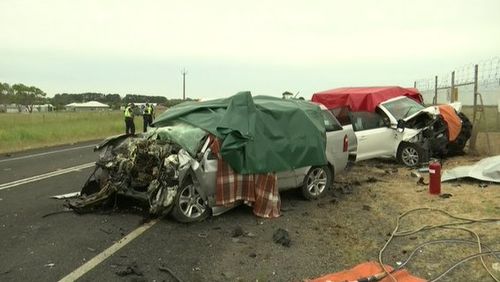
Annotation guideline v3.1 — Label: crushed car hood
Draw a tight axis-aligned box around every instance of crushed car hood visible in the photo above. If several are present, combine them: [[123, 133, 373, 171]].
[[152, 91, 328, 174]]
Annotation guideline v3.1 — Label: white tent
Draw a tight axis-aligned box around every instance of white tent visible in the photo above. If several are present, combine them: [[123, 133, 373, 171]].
[[65, 101, 110, 111]]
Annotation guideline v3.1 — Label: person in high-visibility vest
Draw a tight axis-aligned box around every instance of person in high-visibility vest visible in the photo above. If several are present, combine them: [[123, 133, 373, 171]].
[[142, 103, 155, 132], [124, 103, 135, 135]]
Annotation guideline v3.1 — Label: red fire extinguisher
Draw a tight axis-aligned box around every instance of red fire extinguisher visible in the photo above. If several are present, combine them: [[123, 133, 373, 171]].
[[429, 161, 441, 195]]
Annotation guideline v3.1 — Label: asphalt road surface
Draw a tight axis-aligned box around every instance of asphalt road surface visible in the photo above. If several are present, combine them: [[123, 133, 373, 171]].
[[0, 141, 273, 282], [0, 142, 182, 281]]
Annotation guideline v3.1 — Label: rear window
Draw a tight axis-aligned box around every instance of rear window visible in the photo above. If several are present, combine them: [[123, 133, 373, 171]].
[[321, 110, 343, 131], [329, 107, 351, 126]]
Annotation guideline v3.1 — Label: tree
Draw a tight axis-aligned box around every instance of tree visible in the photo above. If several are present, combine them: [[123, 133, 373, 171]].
[[12, 84, 47, 113]]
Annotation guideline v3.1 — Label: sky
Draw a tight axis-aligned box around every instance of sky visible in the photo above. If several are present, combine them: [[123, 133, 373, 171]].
[[1, 0, 499, 100]]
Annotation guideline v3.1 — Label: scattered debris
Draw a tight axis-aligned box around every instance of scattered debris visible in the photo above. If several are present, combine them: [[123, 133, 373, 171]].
[[418, 167, 429, 173], [159, 264, 183, 282], [273, 228, 291, 247], [51, 192, 80, 199], [115, 262, 143, 277], [42, 208, 73, 218], [439, 193, 453, 199], [384, 168, 398, 174], [340, 184, 353, 194], [99, 228, 113, 235], [417, 177, 428, 186], [245, 232, 257, 238], [411, 171, 421, 178], [197, 232, 208, 238], [44, 263, 55, 268], [232, 226, 244, 238]]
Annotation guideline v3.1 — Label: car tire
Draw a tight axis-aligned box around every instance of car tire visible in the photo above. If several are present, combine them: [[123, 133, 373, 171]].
[[447, 112, 472, 155], [397, 142, 425, 167], [301, 166, 332, 200], [170, 181, 210, 223]]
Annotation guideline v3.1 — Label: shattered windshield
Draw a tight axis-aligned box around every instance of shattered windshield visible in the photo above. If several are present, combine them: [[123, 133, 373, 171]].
[[152, 122, 207, 156], [382, 97, 425, 120]]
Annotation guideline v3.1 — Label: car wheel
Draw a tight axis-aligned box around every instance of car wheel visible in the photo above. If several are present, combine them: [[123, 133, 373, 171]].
[[171, 181, 210, 223], [301, 166, 332, 200], [397, 142, 424, 167]]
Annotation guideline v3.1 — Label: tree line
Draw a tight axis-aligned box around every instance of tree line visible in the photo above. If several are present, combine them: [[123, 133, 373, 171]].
[[1, 82, 188, 112]]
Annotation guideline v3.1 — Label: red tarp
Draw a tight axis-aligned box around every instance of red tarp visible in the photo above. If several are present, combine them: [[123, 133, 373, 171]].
[[311, 86, 423, 112]]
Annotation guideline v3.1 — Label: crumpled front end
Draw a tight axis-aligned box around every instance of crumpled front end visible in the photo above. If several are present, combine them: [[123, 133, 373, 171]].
[[68, 136, 195, 216]]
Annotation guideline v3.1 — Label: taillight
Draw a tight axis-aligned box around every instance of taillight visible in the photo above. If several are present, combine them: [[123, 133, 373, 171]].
[[343, 135, 348, 152]]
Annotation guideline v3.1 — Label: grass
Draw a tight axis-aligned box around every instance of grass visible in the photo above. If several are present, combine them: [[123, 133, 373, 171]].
[[0, 111, 128, 154]]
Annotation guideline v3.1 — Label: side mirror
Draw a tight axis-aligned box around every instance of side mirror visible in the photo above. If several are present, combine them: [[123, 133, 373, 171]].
[[396, 119, 406, 133]]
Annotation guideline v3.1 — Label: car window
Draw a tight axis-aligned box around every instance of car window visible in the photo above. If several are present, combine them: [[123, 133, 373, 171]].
[[321, 110, 343, 131], [350, 112, 385, 131], [329, 107, 351, 126]]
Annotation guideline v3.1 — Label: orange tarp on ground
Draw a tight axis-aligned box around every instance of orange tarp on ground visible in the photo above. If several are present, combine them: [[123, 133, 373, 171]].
[[308, 261, 426, 282], [438, 105, 462, 142]]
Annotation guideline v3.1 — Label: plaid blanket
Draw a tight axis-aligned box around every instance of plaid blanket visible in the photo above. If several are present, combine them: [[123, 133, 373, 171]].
[[210, 136, 280, 218]]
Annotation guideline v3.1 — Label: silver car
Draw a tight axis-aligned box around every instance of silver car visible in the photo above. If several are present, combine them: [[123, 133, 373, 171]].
[[72, 107, 350, 222]]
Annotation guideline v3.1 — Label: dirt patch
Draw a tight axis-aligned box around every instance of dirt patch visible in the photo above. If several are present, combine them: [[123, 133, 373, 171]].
[[189, 155, 500, 282]]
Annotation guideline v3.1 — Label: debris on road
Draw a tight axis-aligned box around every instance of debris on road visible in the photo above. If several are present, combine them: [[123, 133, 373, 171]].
[[273, 228, 291, 247], [439, 193, 453, 199], [44, 263, 55, 268], [231, 226, 244, 238], [51, 192, 80, 199], [115, 262, 143, 277], [417, 177, 428, 186]]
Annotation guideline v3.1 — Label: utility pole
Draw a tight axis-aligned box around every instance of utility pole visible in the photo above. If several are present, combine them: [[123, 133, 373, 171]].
[[182, 69, 187, 100]]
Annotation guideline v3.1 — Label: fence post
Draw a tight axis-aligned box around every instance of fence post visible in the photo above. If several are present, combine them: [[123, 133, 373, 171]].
[[434, 75, 438, 104], [450, 71, 455, 102], [469, 64, 479, 152]]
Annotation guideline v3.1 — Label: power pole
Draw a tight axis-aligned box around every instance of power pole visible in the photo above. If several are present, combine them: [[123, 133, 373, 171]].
[[182, 69, 187, 100]]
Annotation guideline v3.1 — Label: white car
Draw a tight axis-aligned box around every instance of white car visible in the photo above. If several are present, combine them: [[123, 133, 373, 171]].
[[346, 96, 471, 166]]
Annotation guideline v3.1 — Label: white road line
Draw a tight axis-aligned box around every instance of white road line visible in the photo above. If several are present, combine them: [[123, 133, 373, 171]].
[[0, 144, 97, 163], [58, 219, 159, 282], [0, 162, 95, 191]]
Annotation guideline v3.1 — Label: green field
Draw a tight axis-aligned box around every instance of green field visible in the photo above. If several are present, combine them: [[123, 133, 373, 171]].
[[0, 111, 128, 154]]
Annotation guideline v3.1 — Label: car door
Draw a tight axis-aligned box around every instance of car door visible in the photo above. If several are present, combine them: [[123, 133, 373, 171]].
[[352, 112, 397, 161]]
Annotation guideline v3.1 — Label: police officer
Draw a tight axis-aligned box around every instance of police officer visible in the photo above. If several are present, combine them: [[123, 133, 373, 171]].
[[124, 103, 135, 135], [143, 103, 154, 132]]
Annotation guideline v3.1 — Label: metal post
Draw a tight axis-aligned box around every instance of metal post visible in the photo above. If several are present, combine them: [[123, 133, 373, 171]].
[[413, 81, 416, 88], [469, 64, 479, 152], [182, 69, 187, 100], [434, 75, 438, 105], [450, 71, 455, 102]]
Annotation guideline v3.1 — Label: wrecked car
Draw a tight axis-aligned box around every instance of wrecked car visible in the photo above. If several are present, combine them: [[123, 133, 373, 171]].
[[70, 92, 350, 222], [312, 87, 472, 167]]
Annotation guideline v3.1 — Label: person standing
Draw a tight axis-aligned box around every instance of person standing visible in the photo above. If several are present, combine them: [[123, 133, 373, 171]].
[[142, 103, 154, 132], [124, 103, 135, 135]]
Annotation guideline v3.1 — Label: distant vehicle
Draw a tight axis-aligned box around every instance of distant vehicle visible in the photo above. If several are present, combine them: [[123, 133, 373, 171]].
[[312, 87, 472, 167], [71, 95, 350, 222]]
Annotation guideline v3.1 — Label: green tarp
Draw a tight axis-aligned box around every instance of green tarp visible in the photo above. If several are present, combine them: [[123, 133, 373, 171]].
[[153, 91, 327, 174]]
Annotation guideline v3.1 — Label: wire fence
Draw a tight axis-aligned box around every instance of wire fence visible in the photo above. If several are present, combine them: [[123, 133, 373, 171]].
[[413, 57, 500, 155]]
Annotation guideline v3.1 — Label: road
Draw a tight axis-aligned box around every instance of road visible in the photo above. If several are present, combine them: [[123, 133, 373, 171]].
[[0, 142, 206, 282]]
